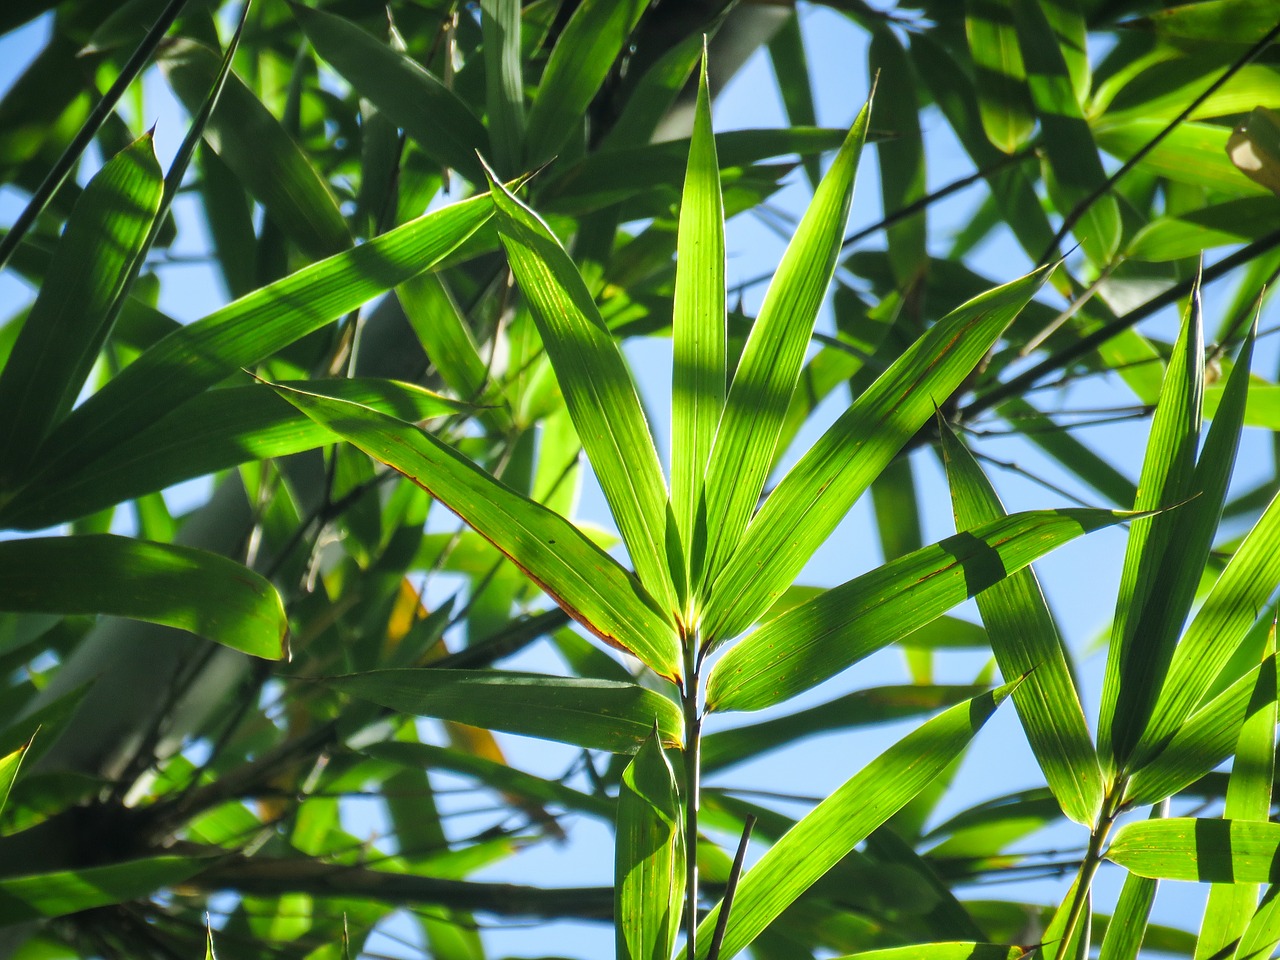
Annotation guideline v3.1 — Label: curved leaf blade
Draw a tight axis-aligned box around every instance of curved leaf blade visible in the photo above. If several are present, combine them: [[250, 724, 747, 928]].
[[486, 169, 680, 619], [0, 856, 212, 924], [704, 266, 1053, 643], [1108, 818, 1280, 884], [0, 535, 287, 659], [941, 421, 1103, 827], [707, 507, 1130, 713], [272, 384, 681, 679], [331, 669, 683, 754], [682, 685, 1011, 960]]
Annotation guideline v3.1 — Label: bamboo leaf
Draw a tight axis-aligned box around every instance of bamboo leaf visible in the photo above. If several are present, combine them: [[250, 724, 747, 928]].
[[0, 135, 161, 488], [965, 0, 1036, 153], [703, 266, 1052, 643], [0, 856, 214, 923], [616, 730, 684, 960], [1108, 818, 1280, 883], [291, 3, 487, 184], [523, 0, 647, 166], [1195, 626, 1277, 960], [706, 507, 1129, 712], [681, 685, 1011, 960], [832, 947, 1032, 960], [159, 39, 352, 260], [480, 0, 525, 177], [1098, 814, 1161, 960], [331, 669, 683, 754], [941, 421, 1103, 827], [671, 51, 725, 600], [0, 192, 493, 525], [0, 734, 32, 818], [766, 12, 821, 188], [485, 167, 681, 620], [698, 102, 870, 606], [5, 378, 467, 529], [0, 535, 288, 659], [1098, 290, 1206, 773], [271, 383, 681, 680]]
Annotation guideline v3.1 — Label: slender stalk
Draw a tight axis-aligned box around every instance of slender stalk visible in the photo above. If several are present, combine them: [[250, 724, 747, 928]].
[[707, 814, 756, 960], [1055, 793, 1121, 959], [681, 638, 703, 959]]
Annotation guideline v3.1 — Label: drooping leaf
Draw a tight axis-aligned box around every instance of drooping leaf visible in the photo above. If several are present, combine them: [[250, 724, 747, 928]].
[[941, 420, 1103, 827], [706, 506, 1130, 712], [331, 669, 683, 754], [271, 384, 681, 679], [485, 167, 681, 620], [0, 856, 214, 924], [0, 535, 287, 659], [616, 730, 684, 960]]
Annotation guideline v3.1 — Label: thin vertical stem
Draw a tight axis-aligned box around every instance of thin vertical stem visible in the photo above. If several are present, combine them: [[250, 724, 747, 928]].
[[681, 638, 703, 958]]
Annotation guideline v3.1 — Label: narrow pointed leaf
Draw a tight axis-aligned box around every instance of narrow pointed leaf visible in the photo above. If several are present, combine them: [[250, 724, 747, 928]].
[[291, 3, 486, 184], [486, 170, 680, 618], [1098, 822, 1160, 960], [705, 266, 1053, 642], [941, 422, 1102, 827], [0, 535, 287, 659], [0, 735, 31, 818], [681, 685, 1011, 960], [1195, 627, 1277, 960], [699, 103, 869, 599], [0, 856, 214, 924], [160, 39, 352, 259], [1135, 326, 1263, 762], [869, 26, 927, 286], [965, 0, 1036, 153], [523, 0, 647, 165], [767, 12, 821, 188], [6, 378, 467, 529], [331, 670, 682, 754], [616, 730, 684, 960], [0, 135, 161, 488], [480, 0, 525, 176], [707, 506, 1129, 712], [1239, 885, 1280, 960], [833, 947, 1032, 960], [272, 384, 681, 679], [1108, 818, 1280, 883], [1124, 655, 1277, 808], [0, 192, 492, 522], [1099, 293, 1205, 771], [671, 53, 725, 596]]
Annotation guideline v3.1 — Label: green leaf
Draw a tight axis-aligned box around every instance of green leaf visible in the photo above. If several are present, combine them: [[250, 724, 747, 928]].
[[480, 0, 525, 177], [698, 102, 870, 605], [1127, 197, 1280, 262], [1013, 0, 1119, 262], [671, 52, 725, 602], [0, 135, 161, 488], [703, 266, 1052, 643], [1145, 0, 1280, 43], [485, 168, 681, 621], [681, 685, 1010, 960], [616, 730, 684, 960], [1098, 293, 1206, 772], [0, 535, 287, 659], [1123, 655, 1276, 808], [869, 26, 927, 286], [331, 669, 682, 754], [767, 12, 821, 188], [397, 273, 496, 408], [291, 3, 486, 185], [701, 684, 988, 774], [1195, 627, 1277, 960], [1097, 813, 1161, 960], [0, 191, 493, 522], [832, 947, 1032, 960], [1108, 818, 1280, 883], [0, 734, 32, 818], [5, 378, 467, 529], [272, 383, 681, 679], [965, 0, 1036, 153], [1238, 885, 1280, 960], [523, 0, 647, 166], [941, 421, 1103, 827], [0, 855, 213, 923], [159, 39, 352, 260], [1094, 118, 1270, 195], [706, 506, 1128, 712], [1228, 106, 1280, 197], [1131, 324, 1257, 764]]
